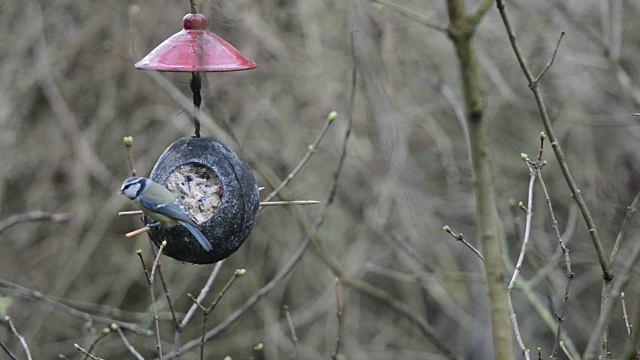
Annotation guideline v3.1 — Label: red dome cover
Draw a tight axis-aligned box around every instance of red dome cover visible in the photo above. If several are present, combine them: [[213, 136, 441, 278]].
[[135, 13, 256, 72]]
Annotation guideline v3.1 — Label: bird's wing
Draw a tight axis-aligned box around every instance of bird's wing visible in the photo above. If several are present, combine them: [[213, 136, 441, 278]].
[[139, 197, 196, 225]]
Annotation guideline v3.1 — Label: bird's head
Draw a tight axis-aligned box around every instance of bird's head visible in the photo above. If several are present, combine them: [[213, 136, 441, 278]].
[[119, 177, 147, 199]]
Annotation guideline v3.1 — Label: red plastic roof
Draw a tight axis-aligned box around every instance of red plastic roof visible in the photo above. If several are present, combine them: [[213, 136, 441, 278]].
[[135, 13, 256, 72]]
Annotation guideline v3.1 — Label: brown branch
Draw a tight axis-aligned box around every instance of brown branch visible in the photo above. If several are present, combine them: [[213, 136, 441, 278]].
[[189, 269, 246, 360], [0, 339, 18, 360], [263, 111, 337, 203], [371, 0, 448, 33], [172, 260, 226, 358], [583, 236, 640, 358], [137, 245, 165, 359], [534, 32, 565, 83], [3, 317, 32, 360], [83, 328, 111, 360], [0, 211, 70, 234], [123, 136, 136, 176], [494, 0, 611, 280], [330, 279, 343, 360], [74, 344, 103, 360], [507, 295, 531, 359], [535, 164, 573, 359], [443, 225, 485, 262], [115, 325, 144, 360], [0, 279, 150, 335], [469, 0, 494, 27], [284, 305, 299, 360], [608, 191, 640, 271], [444, 0, 515, 355]]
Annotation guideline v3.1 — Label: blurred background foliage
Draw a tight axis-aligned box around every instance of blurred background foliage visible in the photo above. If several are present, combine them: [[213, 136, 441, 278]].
[[1, 0, 640, 358]]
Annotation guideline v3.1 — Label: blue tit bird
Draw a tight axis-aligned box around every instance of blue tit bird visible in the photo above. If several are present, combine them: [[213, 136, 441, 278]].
[[119, 177, 213, 252]]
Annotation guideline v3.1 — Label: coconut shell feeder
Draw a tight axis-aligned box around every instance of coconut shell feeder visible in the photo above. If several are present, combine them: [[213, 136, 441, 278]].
[[146, 137, 260, 264], [131, 9, 259, 264]]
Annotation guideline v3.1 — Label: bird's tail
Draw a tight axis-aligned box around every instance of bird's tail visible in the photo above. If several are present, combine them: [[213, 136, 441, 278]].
[[183, 222, 213, 252]]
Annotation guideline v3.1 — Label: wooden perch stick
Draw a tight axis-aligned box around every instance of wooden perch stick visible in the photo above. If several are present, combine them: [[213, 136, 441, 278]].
[[260, 200, 320, 206], [119, 199, 320, 217], [126, 227, 150, 238]]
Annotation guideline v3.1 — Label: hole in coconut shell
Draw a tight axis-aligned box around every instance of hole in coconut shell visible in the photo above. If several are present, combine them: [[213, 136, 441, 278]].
[[165, 164, 222, 224]]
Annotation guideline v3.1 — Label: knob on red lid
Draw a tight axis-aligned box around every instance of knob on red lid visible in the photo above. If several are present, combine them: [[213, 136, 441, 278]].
[[135, 13, 256, 72]]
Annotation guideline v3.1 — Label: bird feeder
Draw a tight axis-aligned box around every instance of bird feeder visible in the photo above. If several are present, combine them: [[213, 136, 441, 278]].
[[146, 137, 259, 264], [135, 11, 259, 264]]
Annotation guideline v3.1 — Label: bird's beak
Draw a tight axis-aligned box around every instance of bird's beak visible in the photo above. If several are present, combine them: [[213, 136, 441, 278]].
[[118, 189, 124, 195]]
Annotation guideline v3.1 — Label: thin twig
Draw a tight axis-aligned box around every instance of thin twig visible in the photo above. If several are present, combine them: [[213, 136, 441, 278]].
[[138, 245, 165, 359], [0, 279, 150, 335], [507, 294, 531, 359], [115, 325, 145, 360], [0, 211, 70, 234], [584, 235, 640, 358], [123, 136, 136, 176], [83, 328, 111, 360], [172, 260, 225, 359], [180, 260, 225, 328], [263, 111, 337, 203], [495, 0, 611, 280], [146, 239, 179, 333], [330, 279, 343, 360], [622, 293, 632, 337], [371, 0, 448, 33], [535, 157, 573, 359], [4, 317, 32, 360], [469, 0, 494, 27], [559, 341, 575, 360], [442, 225, 485, 261], [283, 305, 299, 360], [534, 32, 565, 83], [608, 192, 640, 271], [0, 339, 18, 360], [206, 269, 245, 313], [512, 279, 581, 358], [74, 344, 104, 360], [508, 164, 536, 290], [249, 343, 264, 360], [190, 269, 245, 360], [154, 262, 179, 329]]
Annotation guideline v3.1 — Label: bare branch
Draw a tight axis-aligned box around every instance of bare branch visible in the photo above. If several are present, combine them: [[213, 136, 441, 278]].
[[263, 111, 337, 203], [284, 305, 299, 360], [371, 0, 448, 33], [443, 225, 485, 262], [609, 192, 640, 271], [0, 279, 150, 335], [115, 325, 144, 360], [0, 211, 70, 234], [469, 0, 494, 27], [534, 32, 565, 83], [494, 0, 611, 280], [4, 317, 32, 360]]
